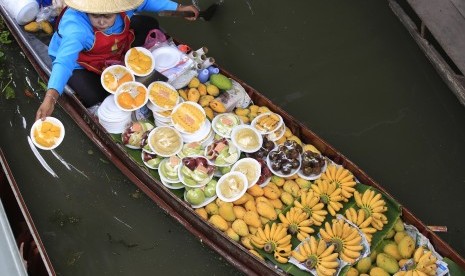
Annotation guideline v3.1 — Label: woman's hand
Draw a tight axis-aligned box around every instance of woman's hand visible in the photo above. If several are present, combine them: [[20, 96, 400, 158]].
[[35, 89, 59, 121], [177, 4, 199, 20]]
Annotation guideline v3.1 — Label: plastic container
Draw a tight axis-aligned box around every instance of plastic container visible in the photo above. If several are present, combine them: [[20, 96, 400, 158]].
[[3, 0, 39, 25], [231, 158, 261, 188], [30, 117, 65, 150], [114, 81, 148, 112], [230, 125, 263, 153], [124, 47, 155, 77], [216, 172, 248, 203]]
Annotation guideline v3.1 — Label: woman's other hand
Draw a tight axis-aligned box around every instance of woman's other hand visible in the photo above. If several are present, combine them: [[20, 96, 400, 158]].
[[35, 89, 59, 121]]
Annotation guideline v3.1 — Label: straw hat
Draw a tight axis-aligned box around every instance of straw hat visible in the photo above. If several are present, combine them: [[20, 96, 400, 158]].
[[64, 0, 144, 14]]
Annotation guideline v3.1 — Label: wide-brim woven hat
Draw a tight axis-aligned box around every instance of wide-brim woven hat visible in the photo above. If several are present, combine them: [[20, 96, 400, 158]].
[[64, 0, 144, 14]]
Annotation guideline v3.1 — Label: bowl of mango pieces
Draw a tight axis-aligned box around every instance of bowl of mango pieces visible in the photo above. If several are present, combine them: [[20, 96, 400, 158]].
[[30, 117, 65, 150], [124, 47, 155, 77]]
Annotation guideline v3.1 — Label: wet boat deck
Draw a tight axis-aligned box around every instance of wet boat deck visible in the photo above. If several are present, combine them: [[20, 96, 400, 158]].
[[389, 0, 465, 105]]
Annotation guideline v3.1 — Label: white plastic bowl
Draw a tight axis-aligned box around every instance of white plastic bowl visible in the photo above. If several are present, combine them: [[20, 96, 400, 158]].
[[251, 112, 283, 135], [147, 126, 183, 157], [101, 65, 135, 94], [114, 81, 148, 112], [170, 101, 206, 134], [231, 157, 261, 188], [230, 125, 263, 153], [147, 81, 179, 111], [124, 47, 155, 77], [216, 172, 248, 202], [30, 117, 65, 150]]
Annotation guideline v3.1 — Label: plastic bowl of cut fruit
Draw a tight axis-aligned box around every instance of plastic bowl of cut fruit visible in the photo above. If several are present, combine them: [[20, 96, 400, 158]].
[[124, 47, 155, 77], [30, 117, 65, 150], [114, 81, 148, 112], [101, 65, 135, 94], [178, 156, 215, 188], [205, 138, 240, 167]]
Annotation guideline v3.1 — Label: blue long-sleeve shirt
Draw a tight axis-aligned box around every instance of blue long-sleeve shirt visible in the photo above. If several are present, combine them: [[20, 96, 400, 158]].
[[48, 0, 178, 95]]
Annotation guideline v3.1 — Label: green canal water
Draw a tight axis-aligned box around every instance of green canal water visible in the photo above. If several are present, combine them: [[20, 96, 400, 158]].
[[0, 0, 464, 275]]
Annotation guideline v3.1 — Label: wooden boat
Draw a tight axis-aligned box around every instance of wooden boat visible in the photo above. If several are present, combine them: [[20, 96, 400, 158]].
[[1, 5, 464, 275], [0, 149, 55, 275]]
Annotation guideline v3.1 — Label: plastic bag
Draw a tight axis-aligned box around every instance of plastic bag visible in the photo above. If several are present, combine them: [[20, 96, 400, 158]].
[[35, 5, 59, 22]]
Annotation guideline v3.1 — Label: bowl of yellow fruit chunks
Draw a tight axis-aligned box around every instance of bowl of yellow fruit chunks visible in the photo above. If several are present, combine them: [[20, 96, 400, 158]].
[[124, 47, 155, 77], [30, 117, 65, 150]]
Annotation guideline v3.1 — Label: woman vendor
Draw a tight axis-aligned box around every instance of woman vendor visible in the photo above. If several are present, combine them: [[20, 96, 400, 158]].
[[35, 0, 198, 121]]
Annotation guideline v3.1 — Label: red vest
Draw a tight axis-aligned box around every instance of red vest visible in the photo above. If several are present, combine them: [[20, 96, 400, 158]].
[[78, 12, 135, 74]]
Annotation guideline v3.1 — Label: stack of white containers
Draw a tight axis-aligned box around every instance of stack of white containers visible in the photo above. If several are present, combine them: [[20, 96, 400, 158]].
[[97, 95, 132, 133]]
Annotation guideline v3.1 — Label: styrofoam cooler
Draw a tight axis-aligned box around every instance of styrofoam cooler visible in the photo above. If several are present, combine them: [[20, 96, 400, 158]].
[[1, 0, 39, 25]]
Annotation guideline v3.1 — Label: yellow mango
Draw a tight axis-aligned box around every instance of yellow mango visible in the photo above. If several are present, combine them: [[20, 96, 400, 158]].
[[243, 211, 261, 228], [205, 202, 219, 215], [263, 185, 280, 200], [232, 219, 249, 237], [269, 198, 283, 210], [226, 227, 240, 241], [187, 88, 200, 102], [195, 208, 208, 220], [233, 206, 246, 220], [280, 192, 294, 206], [208, 215, 228, 231], [233, 193, 252, 205], [257, 202, 277, 220], [218, 203, 236, 222], [244, 200, 257, 212], [247, 185, 264, 197]]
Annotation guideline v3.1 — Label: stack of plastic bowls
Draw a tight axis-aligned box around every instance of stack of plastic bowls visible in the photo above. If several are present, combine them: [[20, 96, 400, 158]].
[[97, 95, 132, 134], [147, 81, 181, 127]]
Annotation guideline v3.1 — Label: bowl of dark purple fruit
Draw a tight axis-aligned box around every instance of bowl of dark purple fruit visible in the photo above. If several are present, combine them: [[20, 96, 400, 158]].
[[266, 140, 302, 177], [297, 150, 327, 180], [246, 136, 276, 160]]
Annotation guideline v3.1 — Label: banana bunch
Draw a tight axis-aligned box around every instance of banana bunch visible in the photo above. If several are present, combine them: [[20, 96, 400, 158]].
[[278, 207, 315, 241], [344, 207, 377, 244], [397, 247, 438, 276], [294, 190, 328, 226], [321, 165, 356, 202], [354, 189, 388, 230], [311, 179, 344, 216], [394, 247, 437, 276], [292, 236, 339, 276], [250, 222, 292, 263], [319, 220, 363, 264]]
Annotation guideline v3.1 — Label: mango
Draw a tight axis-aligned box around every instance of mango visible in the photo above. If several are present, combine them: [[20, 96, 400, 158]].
[[394, 231, 408, 244], [199, 95, 214, 107], [280, 192, 294, 206], [397, 235, 415, 259], [271, 175, 285, 186], [197, 83, 207, 95], [233, 193, 252, 205], [232, 219, 249, 237], [219, 203, 236, 222], [260, 216, 270, 225], [356, 257, 372, 274], [295, 178, 311, 189], [347, 267, 359, 276], [376, 253, 399, 274], [188, 77, 200, 88], [263, 185, 280, 200], [233, 206, 246, 219], [225, 227, 240, 241], [243, 211, 261, 228], [269, 198, 283, 210], [255, 196, 272, 207], [209, 215, 228, 231], [257, 202, 277, 220], [249, 105, 259, 114], [383, 243, 402, 261], [205, 202, 219, 215], [195, 208, 208, 220], [244, 200, 257, 212], [234, 108, 250, 116], [394, 218, 405, 232], [206, 84, 220, 96], [248, 185, 264, 197], [203, 106, 214, 120], [187, 88, 200, 102]]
